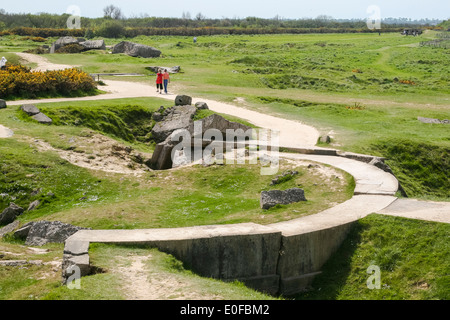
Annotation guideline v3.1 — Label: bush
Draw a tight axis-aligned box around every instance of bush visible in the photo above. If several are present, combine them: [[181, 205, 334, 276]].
[[0, 63, 97, 99], [31, 36, 46, 42], [95, 20, 125, 38], [55, 43, 84, 54], [84, 29, 95, 39]]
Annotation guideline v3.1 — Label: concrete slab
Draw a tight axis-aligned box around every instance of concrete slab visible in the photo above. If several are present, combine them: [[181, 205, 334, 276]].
[[269, 195, 397, 236], [280, 153, 399, 196], [377, 198, 450, 224], [67, 223, 279, 243]]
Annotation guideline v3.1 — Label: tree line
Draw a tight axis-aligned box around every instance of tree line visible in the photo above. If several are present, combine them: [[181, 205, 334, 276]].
[[0, 8, 444, 38]]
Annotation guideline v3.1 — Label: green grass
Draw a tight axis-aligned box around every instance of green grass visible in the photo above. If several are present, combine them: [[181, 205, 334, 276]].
[[0, 32, 448, 300], [40, 105, 155, 143], [0, 242, 64, 300], [1, 98, 354, 228], [0, 137, 123, 219], [20, 32, 447, 201], [42, 244, 278, 300], [296, 214, 450, 300], [34, 32, 448, 101], [250, 97, 449, 200], [38, 161, 353, 229]]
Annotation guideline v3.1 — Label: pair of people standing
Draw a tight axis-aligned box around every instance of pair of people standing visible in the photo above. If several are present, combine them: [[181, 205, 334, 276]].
[[156, 69, 170, 94]]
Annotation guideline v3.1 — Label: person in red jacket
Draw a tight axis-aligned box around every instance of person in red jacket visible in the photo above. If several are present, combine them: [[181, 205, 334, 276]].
[[156, 69, 163, 94]]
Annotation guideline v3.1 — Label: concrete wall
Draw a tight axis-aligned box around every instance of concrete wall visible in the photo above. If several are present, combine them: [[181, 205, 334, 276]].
[[63, 221, 355, 296], [276, 222, 355, 295]]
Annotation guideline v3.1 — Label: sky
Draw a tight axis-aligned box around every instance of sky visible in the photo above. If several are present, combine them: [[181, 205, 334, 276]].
[[1, 0, 449, 20]]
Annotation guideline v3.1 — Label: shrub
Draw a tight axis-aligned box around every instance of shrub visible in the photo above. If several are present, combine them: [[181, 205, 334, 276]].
[[95, 20, 125, 38], [55, 43, 84, 54], [0, 63, 97, 99], [31, 37, 46, 42]]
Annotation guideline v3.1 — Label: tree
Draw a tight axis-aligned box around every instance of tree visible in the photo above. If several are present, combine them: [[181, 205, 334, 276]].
[[103, 5, 124, 20], [196, 12, 206, 21], [96, 20, 125, 38], [181, 11, 191, 20]]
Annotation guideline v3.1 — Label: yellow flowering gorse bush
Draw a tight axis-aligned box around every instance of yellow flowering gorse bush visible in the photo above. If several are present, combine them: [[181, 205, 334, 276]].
[[0, 63, 97, 99]]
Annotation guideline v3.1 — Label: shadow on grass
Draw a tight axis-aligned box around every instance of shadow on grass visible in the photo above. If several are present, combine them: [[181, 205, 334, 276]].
[[294, 220, 365, 300]]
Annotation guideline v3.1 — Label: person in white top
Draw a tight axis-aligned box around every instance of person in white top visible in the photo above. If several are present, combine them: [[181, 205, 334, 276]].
[[0, 57, 7, 70]]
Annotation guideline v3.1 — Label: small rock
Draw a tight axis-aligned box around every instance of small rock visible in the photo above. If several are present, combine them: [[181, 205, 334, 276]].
[[0, 99, 6, 109], [31, 112, 53, 125], [112, 41, 161, 58], [0, 203, 24, 226], [0, 220, 20, 237], [31, 189, 41, 197], [195, 102, 209, 110], [319, 135, 331, 144], [27, 200, 40, 212], [13, 222, 34, 240], [20, 104, 40, 116], [175, 95, 192, 106], [418, 117, 449, 125], [24, 221, 89, 246], [130, 152, 144, 164], [260, 188, 306, 210], [152, 112, 163, 122], [0, 260, 43, 267], [270, 170, 299, 185]]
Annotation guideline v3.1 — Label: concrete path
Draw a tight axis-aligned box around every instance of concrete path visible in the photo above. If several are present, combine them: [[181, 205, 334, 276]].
[[377, 198, 450, 224], [0, 124, 14, 138], [281, 153, 399, 196]]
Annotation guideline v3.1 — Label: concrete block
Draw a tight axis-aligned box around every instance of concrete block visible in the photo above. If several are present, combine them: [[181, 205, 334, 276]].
[[276, 222, 354, 287]]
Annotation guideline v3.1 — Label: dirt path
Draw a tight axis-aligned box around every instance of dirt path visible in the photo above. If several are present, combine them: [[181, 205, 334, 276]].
[[15, 52, 77, 71], [114, 254, 222, 300]]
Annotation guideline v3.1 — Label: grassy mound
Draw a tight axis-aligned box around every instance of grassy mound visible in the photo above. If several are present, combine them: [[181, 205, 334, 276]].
[[296, 214, 450, 300], [371, 140, 449, 199], [40, 105, 155, 143]]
